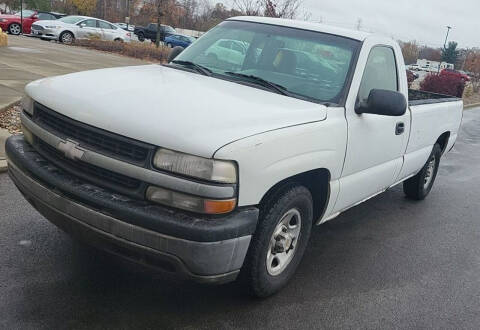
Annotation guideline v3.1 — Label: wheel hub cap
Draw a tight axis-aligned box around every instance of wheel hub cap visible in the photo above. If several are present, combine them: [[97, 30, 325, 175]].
[[424, 155, 436, 188], [266, 209, 301, 276]]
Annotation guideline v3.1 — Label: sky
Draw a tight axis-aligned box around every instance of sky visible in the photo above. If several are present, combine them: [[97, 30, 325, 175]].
[[227, 0, 479, 48]]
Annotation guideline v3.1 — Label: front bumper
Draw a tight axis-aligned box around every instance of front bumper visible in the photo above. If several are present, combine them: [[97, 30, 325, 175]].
[[0, 22, 8, 32], [6, 136, 259, 283], [30, 28, 59, 39]]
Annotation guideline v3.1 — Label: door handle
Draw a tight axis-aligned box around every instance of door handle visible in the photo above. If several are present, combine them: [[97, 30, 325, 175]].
[[396, 122, 405, 135]]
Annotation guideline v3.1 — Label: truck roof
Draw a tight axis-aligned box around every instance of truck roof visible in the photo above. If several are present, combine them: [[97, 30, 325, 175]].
[[228, 16, 371, 42]]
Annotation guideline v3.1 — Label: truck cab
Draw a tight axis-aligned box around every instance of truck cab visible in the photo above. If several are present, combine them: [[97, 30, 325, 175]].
[[6, 17, 463, 297]]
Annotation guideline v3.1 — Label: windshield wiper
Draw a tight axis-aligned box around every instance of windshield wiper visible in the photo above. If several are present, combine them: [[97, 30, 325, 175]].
[[171, 60, 212, 76], [224, 72, 292, 96]]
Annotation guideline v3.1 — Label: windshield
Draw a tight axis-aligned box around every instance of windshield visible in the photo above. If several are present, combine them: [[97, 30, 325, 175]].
[[58, 16, 84, 24], [174, 20, 359, 104]]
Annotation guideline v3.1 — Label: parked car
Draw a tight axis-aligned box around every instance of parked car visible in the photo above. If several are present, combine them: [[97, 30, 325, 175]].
[[133, 23, 176, 42], [440, 68, 470, 81], [408, 64, 420, 71], [0, 10, 65, 35], [204, 38, 248, 69], [30, 15, 132, 44], [7, 17, 463, 298], [164, 34, 195, 48], [115, 22, 134, 32]]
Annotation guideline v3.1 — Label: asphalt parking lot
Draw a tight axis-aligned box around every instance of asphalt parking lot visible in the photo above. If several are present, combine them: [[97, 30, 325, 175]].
[[0, 107, 479, 329], [0, 35, 148, 109]]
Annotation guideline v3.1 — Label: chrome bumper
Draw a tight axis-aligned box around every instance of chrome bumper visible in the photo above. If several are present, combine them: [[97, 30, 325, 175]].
[[7, 154, 253, 284]]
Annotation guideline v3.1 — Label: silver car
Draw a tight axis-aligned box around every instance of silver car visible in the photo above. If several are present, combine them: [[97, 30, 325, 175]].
[[31, 15, 132, 44]]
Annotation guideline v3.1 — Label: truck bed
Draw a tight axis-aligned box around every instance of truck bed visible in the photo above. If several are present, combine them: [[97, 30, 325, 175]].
[[408, 89, 460, 106]]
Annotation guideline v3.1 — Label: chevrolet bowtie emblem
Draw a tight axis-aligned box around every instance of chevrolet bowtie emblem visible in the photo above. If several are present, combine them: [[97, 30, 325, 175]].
[[57, 139, 85, 161]]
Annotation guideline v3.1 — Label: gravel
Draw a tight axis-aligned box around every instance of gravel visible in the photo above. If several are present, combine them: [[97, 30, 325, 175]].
[[0, 103, 21, 135]]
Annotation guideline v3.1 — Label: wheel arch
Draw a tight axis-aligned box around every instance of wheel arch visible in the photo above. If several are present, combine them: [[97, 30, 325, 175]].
[[436, 131, 450, 154], [59, 30, 74, 40], [258, 168, 331, 224], [8, 22, 21, 32]]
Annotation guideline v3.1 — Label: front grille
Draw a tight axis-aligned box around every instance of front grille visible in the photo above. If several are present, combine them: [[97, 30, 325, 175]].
[[36, 139, 142, 192], [33, 103, 154, 166], [31, 24, 44, 31]]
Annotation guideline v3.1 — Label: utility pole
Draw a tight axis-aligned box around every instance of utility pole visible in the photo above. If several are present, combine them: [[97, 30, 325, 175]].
[[19, 0, 22, 35], [126, 0, 130, 30], [355, 18, 362, 31], [155, 0, 162, 48], [443, 26, 452, 50], [439, 26, 452, 73]]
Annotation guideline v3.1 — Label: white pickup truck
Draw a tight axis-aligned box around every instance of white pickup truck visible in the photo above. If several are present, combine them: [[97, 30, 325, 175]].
[[6, 16, 463, 297]]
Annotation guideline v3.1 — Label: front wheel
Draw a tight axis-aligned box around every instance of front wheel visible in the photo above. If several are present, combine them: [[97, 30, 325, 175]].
[[137, 32, 145, 42], [9, 23, 21, 35], [59, 31, 74, 44], [241, 184, 313, 297], [403, 143, 442, 200]]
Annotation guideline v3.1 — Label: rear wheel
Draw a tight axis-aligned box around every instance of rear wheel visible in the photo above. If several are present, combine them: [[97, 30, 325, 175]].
[[9, 23, 21, 35], [403, 143, 442, 200], [59, 31, 74, 44], [241, 184, 313, 297], [137, 32, 145, 42]]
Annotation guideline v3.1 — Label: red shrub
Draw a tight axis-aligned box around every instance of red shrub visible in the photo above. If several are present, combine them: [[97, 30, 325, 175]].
[[420, 73, 466, 98]]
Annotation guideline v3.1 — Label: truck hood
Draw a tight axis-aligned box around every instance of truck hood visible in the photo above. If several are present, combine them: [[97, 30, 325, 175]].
[[25, 65, 327, 157]]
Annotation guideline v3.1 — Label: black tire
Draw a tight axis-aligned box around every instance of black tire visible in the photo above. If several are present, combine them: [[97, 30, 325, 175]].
[[137, 32, 145, 42], [59, 31, 74, 44], [241, 184, 313, 297], [9, 23, 21, 35], [403, 143, 442, 200]]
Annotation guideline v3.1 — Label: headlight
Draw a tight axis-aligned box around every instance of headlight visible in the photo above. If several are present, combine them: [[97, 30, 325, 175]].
[[146, 186, 236, 214], [21, 94, 34, 115], [45, 25, 61, 29], [153, 148, 237, 183]]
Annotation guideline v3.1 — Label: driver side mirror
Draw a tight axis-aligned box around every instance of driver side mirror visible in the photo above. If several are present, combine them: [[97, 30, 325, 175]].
[[167, 46, 184, 63], [355, 89, 407, 116], [79, 23, 86, 28]]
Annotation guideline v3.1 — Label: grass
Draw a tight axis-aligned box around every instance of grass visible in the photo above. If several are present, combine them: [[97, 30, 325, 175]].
[[72, 39, 171, 63]]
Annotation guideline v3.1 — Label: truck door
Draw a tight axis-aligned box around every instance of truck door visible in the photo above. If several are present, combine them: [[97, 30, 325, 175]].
[[334, 44, 410, 212]]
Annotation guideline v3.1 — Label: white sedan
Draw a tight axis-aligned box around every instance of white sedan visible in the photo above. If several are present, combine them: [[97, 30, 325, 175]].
[[31, 15, 132, 44]]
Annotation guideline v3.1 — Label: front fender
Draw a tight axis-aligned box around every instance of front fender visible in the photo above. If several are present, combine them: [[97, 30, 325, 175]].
[[214, 108, 347, 206]]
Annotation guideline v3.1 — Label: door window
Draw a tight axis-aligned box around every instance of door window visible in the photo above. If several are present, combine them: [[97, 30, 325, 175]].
[[38, 13, 55, 20], [357, 46, 398, 103], [79, 19, 97, 28], [98, 21, 115, 29]]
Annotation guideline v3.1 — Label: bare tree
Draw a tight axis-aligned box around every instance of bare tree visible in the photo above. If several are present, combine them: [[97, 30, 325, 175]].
[[232, 0, 261, 15], [264, 0, 302, 18], [233, 0, 302, 18], [400, 41, 420, 65], [464, 50, 480, 92]]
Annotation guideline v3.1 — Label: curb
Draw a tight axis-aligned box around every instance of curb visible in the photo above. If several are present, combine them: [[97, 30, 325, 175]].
[[0, 128, 11, 173], [0, 98, 21, 114], [464, 102, 480, 110]]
